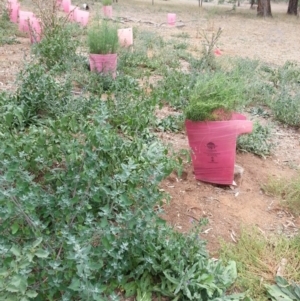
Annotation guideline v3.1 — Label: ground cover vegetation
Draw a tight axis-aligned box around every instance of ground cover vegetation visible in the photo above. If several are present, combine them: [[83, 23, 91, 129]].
[[0, 1, 300, 300]]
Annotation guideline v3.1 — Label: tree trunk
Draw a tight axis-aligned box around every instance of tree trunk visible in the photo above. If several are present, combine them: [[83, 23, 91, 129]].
[[287, 0, 298, 15], [257, 0, 272, 17]]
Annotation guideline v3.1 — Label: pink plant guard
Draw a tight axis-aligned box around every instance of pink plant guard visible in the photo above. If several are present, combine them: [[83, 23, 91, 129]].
[[185, 114, 253, 185], [89, 54, 117, 78], [75, 10, 89, 26], [7, 1, 19, 23], [18, 11, 34, 33], [118, 28, 133, 47], [29, 16, 42, 43], [103, 5, 112, 18], [167, 13, 176, 26]]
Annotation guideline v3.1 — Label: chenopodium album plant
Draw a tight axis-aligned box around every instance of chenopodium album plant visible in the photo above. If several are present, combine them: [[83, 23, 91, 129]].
[[0, 98, 246, 300]]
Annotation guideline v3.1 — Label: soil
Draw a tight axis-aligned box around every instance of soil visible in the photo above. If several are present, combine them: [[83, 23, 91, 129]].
[[1, 0, 300, 257]]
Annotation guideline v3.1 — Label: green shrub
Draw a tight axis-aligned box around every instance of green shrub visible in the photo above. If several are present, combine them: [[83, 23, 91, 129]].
[[32, 23, 79, 71], [185, 72, 244, 121], [87, 21, 119, 54], [102, 0, 113, 5], [3, 63, 72, 127]]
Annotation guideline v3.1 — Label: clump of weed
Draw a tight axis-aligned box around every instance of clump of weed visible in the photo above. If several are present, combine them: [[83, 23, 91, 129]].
[[237, 121, 273, 157], [263, 175, 300, 216], [272, 87, 300, 127], [219, 226, 300, 301], [196, 27, 222, 71]]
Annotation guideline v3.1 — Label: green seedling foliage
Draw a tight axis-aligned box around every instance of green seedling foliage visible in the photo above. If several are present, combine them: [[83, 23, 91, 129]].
[[87, 21, 119, 54], [185, 71, 244, 121], [102, 0, 113, 5]]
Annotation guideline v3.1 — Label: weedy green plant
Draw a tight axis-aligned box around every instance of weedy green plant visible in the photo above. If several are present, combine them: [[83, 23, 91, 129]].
[[237, 121, 273, 157], [265, 276, 300, 301], [152, 70, 196, 110], [156, 114, 185, 132], [1, 63, 72, 127], [219, 227, 300, 301], [263, 174, 300, 216], [272, 87, 300, 127], [196, 27, 222, 71], [171, 32, 190, 39], [88, 20, 119, 54]]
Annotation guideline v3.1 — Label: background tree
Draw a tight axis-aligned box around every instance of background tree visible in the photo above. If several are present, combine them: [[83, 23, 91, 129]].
[[287, 0, 298, 15], [257, 0, 272, 17]]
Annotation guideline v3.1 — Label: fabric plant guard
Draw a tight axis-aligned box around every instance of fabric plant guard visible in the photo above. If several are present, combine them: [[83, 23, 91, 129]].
[[62, 0, 71, 13], [167, 13, 176, 26], [185, 114, 253, 185], [18, 11, 34, 33], [7, 1, 19, 23], [118, 28, 133, 47], [29, 16, 42, 43], [69, 5, 79, 21], [89, 53, 117, 78], [75, 10, 89, 26], [103, 6, 112, 18]]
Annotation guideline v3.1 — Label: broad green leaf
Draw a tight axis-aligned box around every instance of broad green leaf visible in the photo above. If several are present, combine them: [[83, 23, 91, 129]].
[[9, 275, 27, 294], [32, 237, 43, 249], [0, 268, 9, 277], [34, 249, 49, 258], [10, 245, 21, 257], [68, 278, 81, 292], [26, 290, 38, 298], [11, 223, 19, 235], [6, 284, 20, 293]]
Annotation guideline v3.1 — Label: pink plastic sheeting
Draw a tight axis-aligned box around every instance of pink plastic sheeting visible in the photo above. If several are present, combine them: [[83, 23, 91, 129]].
[[167, 13, 176, 26], [7, 1, 19, 23], [75, 10, 89, 26], [69, 5, 79, 21], [29, 16, 42, 43], [18, 11, 34, 33], [89, 53, 117, 78], [118, 28, 133, 47], [103, 5, 112, 18], [185, 114, 252, 185], [62, 0, 71, 13]]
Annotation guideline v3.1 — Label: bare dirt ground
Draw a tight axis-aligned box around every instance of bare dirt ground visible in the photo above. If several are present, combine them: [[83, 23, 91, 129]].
[[1, 0, 300, 256]]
